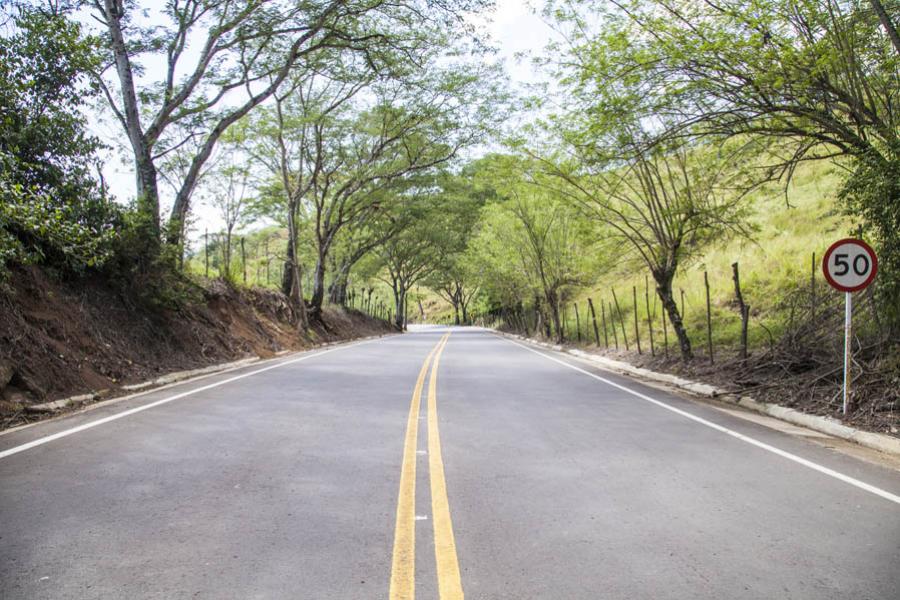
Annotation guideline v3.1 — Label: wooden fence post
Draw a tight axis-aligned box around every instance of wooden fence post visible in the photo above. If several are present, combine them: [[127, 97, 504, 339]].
[[632, 286, 642, 354], [810, 251, 816, 319], [588, 298, 601, 346], [607, 300, 618, 349], [574, 303, 582, 343], [732, 262, 749, 359], [662, 303, 669, 360], [600, 301, 609, 347], [704, 271, 714, 364], [645, 275, 655, 357], [611, 289, 629, 350]]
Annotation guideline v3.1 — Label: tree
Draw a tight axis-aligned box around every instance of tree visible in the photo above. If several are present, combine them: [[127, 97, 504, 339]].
[[432, 258, 480, 325], [284, 73, 498, 320], [468, 207, 536, 328], [535, 139, 758, 359], [242, 69, 372, 327], [203, 151, 252, 281], [510, 191, 589, 342], [467, 157, 596, 342], [89, 0, 492, 254], [325, 190, 413, 306], [425, 171, 490, 324], [544, 0, 900, 326], [241, 40, 502, 321], [377, 184, 474, 330], [0, 2, 119, 279]]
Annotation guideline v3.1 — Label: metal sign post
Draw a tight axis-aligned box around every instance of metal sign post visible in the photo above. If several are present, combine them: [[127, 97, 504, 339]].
[[842, 291, 851, 415], [822, 238, 877, 417]]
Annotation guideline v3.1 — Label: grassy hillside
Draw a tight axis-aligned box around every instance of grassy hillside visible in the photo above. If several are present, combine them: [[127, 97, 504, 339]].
[[566, 160, 857, 356]]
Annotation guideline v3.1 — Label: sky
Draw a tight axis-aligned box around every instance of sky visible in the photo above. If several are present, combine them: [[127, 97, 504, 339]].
[[92, 0, 556, 243]]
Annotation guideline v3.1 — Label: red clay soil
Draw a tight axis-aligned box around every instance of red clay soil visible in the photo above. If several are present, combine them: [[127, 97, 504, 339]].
[[0, 266, 395, 427]]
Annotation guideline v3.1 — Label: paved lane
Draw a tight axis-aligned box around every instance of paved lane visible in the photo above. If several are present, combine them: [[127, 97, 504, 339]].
[[1, 327, 898, 599], [0, 333, 432, 599], [439, 330, 900, 599]]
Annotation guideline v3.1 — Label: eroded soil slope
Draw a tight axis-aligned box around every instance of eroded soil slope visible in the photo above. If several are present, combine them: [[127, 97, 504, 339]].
[[0, 267, 394, 425]]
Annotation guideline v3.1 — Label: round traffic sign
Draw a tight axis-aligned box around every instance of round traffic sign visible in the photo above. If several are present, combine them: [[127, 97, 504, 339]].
[[822, 238, 877, 292]]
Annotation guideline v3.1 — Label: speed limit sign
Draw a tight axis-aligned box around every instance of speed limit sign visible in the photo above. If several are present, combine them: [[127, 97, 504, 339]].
[[821, 237, 877, 417], [822, 238, 878, 292]]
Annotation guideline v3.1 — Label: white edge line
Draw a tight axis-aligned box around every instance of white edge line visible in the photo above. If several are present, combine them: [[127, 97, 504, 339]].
[[499, 335, 900, 507], [0, 333, 396, 438], [0, 336, 384, 460], [0, 359, 260, 438]]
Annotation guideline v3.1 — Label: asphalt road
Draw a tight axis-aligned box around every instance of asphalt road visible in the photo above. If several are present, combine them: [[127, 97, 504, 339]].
[[1, 326, 899, 599]]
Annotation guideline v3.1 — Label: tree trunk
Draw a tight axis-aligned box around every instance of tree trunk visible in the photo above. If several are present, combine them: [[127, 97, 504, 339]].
[[328, 279, 348, 305], [546, 290, 563, 343], [289, 260, 308, 330], [396, 292, 406, 330], [732, 262, 749, 359], [533, 295, 545, 338], [309, 249, 328, 317], [328, 265, 350, 305], [654, 270, 692, 360], [458, 286, 469, 324], [402, 291, 409, 330], [102, 0, 160, 245], [283, 207, 307, 330], [281, 235, 294, 296], [392, 282, 404, 330], [869, 0, 900, 56], [282, 204, 299, 296]]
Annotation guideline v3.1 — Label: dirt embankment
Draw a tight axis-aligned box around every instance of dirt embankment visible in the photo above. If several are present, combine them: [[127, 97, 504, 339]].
[[0, 267, 395, 427]]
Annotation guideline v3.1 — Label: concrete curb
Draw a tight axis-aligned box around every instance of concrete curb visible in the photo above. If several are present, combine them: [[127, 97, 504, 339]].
[[499, 331, 900, 459], [120, 358, 261, 392], [24, 357, 261, 413], [21, 331, 396, 416]]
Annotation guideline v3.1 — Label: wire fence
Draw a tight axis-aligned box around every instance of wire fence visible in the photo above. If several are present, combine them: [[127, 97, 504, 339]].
[[472, 253, 889, 367], [346, 288, 396, 326]]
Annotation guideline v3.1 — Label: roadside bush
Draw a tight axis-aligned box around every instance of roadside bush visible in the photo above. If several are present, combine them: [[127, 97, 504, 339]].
[[0, 163, 121, 283], [0, 4, 121, 284], [840, 151, 900, 333]]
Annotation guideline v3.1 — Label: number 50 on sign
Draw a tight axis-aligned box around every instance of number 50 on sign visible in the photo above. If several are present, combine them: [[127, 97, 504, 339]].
[[823, 238, 878, 292], [822, 238, 877, 416]]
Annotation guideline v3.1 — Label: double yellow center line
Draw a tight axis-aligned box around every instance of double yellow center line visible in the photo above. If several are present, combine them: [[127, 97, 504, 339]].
[[389, 332, 463, 599]]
